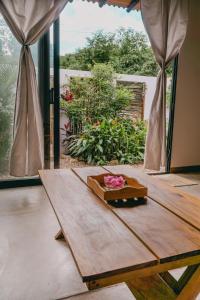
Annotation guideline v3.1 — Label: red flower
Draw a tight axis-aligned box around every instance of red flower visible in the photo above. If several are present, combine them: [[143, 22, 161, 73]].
[[64, 122, 70, 130], [61, 89, 74, 102]]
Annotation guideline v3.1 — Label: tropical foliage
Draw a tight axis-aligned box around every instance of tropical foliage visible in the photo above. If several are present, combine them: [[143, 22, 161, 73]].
[[61, 64, 132, 129], [68, 118, 146, 165], [60, 28, 160, 76], [0, 17, 19, 174]]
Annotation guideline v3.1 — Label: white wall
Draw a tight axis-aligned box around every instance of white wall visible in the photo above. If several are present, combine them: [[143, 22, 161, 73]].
[[171, 0, 200, 169], [116, 73, 157, 120], [50, 68, 158, 120]]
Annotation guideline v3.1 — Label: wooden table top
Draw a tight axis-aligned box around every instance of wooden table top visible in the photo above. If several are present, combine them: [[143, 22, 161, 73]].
[[39, 165, 200, 283], [63, 283, 135, 300]]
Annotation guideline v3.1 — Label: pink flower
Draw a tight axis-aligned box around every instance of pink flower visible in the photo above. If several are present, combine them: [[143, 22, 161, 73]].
[[104, 175, 125, 189]]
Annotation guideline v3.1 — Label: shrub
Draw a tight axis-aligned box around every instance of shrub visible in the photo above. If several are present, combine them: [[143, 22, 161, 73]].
[[67, 118, 146, 165], [60, 63, 132, 130]]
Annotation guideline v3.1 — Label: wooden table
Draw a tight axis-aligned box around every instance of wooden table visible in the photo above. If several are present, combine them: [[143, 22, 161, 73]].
[[62, 283, 135, 300], [39, 165, 200, 300]]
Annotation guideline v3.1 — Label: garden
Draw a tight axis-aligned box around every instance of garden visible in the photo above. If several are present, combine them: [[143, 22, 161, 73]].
[[60, 63, 147, 167]]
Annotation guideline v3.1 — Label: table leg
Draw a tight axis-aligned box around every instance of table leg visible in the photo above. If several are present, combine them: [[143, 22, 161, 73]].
[[127, 265, 200, 300], [55, 229, 64, 240], [127, 274, 176, 300], [87, 262, 200, 299], [159, 264, 200, 299], [176, 264, 200, 300]]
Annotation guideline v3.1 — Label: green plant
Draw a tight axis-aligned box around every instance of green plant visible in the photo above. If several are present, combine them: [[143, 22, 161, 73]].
[[0, 17, 19, 175], [166, 81, 172, 108], [0, 63, 17, 174], [60, 28, 160, 76], [68, 118, 146, 165], [61, 63, 132, 131]]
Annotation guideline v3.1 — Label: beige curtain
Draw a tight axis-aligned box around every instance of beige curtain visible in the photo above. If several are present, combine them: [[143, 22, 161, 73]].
[[141, 0, 189, 170], [0, 0, 68, 176]]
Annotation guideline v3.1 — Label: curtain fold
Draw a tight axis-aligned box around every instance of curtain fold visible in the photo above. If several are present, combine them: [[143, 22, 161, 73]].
[[0, 0, 68, 176], [141, 0, 189, 170]]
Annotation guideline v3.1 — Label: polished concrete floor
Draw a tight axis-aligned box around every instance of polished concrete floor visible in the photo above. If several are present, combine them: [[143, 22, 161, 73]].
[[0, 186, 87, 300], [1, 173, 200, 300]]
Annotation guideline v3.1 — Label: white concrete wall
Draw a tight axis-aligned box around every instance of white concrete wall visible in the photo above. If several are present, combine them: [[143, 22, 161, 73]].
[[50, 68, 158, 120], [116, 73, 157, 120]]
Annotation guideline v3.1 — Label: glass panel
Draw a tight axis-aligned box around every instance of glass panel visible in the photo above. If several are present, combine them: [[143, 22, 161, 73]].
[[50, 24, 54, 169], [58, 2, 153, 170], [0, 15, 20, 179], [0, 15, 39, 180]]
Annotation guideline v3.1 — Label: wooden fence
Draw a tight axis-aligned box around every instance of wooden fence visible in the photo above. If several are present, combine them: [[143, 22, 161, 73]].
[[118, 81, 146, 120]]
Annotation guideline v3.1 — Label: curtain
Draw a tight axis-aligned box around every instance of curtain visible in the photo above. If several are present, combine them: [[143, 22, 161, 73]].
[[0, 0, 68, 176], [141, 0, 189, 170]]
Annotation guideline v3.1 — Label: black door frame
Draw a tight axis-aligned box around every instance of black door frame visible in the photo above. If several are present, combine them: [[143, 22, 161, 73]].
[[53, 18, 60, 169], [39, 30, 51, 170], [166, 55, 179, 173]]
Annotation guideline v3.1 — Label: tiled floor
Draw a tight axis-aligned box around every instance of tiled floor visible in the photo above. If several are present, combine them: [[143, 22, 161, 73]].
[[0, 173, 200, 299]]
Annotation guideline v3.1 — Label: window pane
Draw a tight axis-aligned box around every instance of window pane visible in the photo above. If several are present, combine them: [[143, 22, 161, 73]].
[[0, 15, 40, 180], [0, 15, 20, 179]]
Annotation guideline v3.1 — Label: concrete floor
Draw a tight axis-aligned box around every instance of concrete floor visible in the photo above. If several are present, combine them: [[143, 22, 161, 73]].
[[1, 173, 200, 300], [0, 186, 87, 300]]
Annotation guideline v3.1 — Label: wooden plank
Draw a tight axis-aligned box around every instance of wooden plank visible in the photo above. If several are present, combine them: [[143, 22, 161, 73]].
[[72, 166, 108, 183], [87, 255, 200, 290], [73, 167, 200, 263], [176, 265, 200, 299], [176, 264, 200, 294], [127, 274, 176, 300], [104, 165, 200, 230], [154, 173, 198, 187], [62, 283, 135, 299], [159, 272, 179, 294], [39, 169, 157, 282]]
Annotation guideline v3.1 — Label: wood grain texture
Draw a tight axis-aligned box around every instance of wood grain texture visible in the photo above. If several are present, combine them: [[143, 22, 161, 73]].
[[127, 274, 176, 300], [39, 169, 157, 282], [104, 165, 200, 230], [73, 166, 200, 262], [176, 265, 200, 300], [62, 283, 135, 300], [154, 173, 197, 187], [87, 255, 200, 290]]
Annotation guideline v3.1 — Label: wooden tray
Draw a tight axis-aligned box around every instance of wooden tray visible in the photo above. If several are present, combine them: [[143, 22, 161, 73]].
[[87, 173, 147, 207]]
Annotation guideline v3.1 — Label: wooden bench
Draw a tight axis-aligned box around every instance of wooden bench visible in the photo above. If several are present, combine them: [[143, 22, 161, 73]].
[[61, 283, 135, 299]]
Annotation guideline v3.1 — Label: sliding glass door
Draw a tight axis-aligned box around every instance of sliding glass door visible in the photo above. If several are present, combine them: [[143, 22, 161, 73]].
[[38, 20, 61, 173], [0, 15, 20, 180]]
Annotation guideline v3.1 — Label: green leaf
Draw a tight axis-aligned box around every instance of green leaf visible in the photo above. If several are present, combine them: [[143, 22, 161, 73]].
[[96, 144, 103, 153]]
